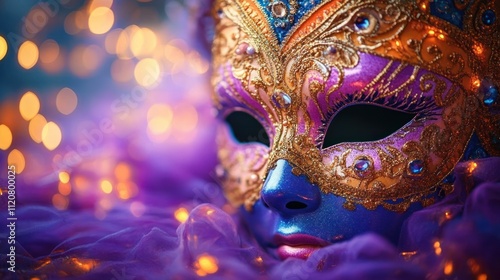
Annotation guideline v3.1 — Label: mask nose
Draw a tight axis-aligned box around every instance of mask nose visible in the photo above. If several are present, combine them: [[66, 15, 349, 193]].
[[261, 159, 321, 217]]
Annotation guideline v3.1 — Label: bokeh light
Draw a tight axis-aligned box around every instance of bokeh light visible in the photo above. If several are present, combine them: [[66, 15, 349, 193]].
[[194, 254, 219, 276], [116, 26, 137, 59], [59, 171, 70, 183], [173, 103, 198, 133], [130, 201, 145, 217], [39, 40, 64, 73], [116, 181, 138, 200], [87, 0, 113, 11], [69, 44, 105, 77], [100, 179, 113, 194], [174, 207, 189, 223], [8, 149, 26, 174], [65, 11, 86, 35], [104, 28, 122, 54], [147, 104, 173, 135], [29, 114, 48, 143], [56, 88, 78, 115], [134, 58, 160, 88], [0, 1, 218, 274], [0, 124, 12, 150], [41, 121, 62, 151], [0, 35, 7, 61], [114, 163, 131, 181], [110, 59, 134, 83], [58, 181, 72, 196], [39, 39, 60, 64], [19, 91, 41, 121], [88, 7, 114, 35], [130, 27, 157, 57], [52, 193, 69, 210], [18, 40, 39, 69]]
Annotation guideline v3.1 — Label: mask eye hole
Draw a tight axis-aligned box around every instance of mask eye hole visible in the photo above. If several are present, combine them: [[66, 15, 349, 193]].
[[224, 111, 270, 147], [322, 104, 417, 149]]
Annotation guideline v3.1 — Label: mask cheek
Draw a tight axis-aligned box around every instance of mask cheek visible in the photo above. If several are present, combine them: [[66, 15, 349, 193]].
[[216, 124, 270, 210]]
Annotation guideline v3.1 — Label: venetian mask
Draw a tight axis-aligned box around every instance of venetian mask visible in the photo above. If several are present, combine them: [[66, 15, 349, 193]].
[[211, 0, 500, 259]]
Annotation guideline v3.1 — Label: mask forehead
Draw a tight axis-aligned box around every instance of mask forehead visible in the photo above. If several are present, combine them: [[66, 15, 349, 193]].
[[212, 0, 500, 211]]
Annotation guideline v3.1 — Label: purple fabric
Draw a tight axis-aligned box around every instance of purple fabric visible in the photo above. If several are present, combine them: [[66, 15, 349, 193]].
[[1, 158, 500, 279]]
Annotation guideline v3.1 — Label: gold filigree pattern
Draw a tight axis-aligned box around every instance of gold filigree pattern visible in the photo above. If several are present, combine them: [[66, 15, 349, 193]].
[[211, 0, 500, 212]]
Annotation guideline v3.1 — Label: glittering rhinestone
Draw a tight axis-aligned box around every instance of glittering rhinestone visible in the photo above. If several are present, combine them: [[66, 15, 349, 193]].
[[246, 46, 256, 55], [215, 165, 227, 180], [482, 9, 496, 26], [217, 9, 225, 19], [481, 78, 498, 106], [484, 86, 498, 106], [270, 1, 287, 18], [323, 46, 337, 56], [354, 16, 370, 30], [235, 43, 248, 55], [248, 173, 260, 185], [354, 158, 370, 173], [272, 91, 292, 109], [409, 160, 424, 174]]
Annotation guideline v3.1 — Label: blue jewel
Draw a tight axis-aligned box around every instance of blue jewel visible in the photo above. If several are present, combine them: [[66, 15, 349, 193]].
[[484, 86, 499, 106], [354, 158, 370, 173], [409, 160, 424, 174], [354, 16, 370, 30], [482, 9, 496, 25]]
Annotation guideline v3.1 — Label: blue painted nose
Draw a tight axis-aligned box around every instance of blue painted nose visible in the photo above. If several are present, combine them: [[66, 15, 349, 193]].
[[261, 159, 321, 217]]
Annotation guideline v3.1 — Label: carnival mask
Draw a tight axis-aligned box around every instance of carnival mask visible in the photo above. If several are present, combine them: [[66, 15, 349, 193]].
[[211, 0, 499, 259]]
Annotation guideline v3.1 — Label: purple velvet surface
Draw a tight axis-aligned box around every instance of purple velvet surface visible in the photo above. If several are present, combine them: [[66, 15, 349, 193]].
[[1, 157, 499, 279]]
